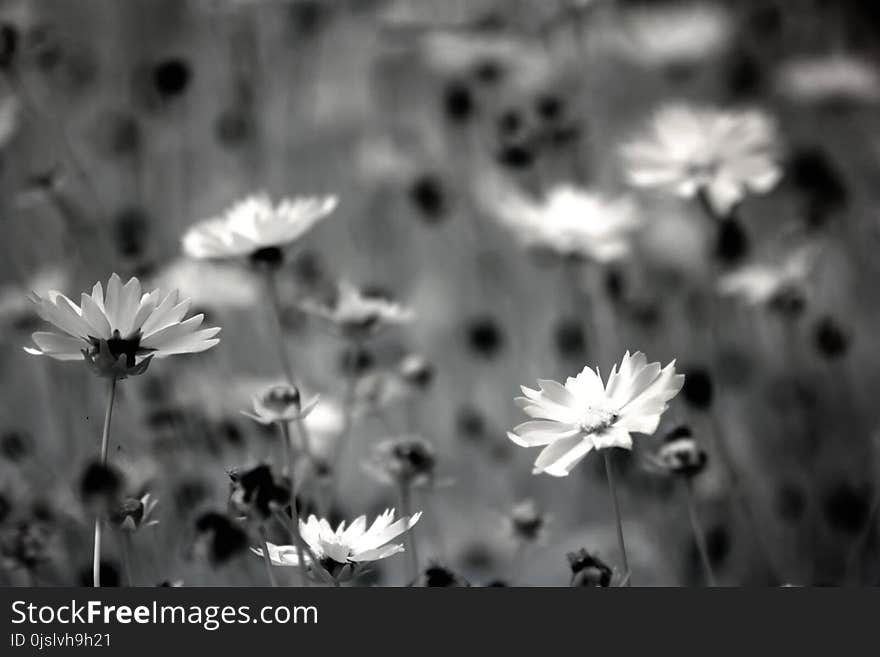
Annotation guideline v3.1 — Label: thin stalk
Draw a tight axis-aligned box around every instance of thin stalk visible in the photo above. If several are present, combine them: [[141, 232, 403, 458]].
[[398, 482, 419, 584], [682, 479, 716, 586], [603, 450, 630, 585], [259, 529, 278, 587], [279, 422, 308, 587], [119, 532, 134, 587], [93, 377, 117, 588], [264, 268, 294, 384]]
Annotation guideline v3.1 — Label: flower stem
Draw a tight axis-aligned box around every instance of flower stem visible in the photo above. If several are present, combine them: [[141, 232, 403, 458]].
[[603, 450, 630, 585], [398, 483, 419, 584], [278, 421, 308, 587], [93, 376, 117, 588], [119, 532, 134, 587], [682, 479, 716, 586], [259, 529, 278, 587], [264, 269, 294, 384]]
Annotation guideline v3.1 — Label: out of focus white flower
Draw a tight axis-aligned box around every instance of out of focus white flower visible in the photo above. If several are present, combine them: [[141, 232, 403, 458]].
[[241, 383, 319, 425], [509, 351, 684, 476], [613, 2, 732, 67], [254, 509, 421, 582], [621, 104, 782, 217], [0, 268, 68, 335], [298, 281, 413, 339], [486, 183, 642, 263], [25, 273, 220, 378], [364, 436, 438, 488], [150, 259, 259, 310], [717, 244, 818, 308], [776, 55, 880, 105], [507, 499, 548, 544], [182, 193, 337, 260]]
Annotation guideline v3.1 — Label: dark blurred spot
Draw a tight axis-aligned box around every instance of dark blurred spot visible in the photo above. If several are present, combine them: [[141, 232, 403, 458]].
[[173, 479, 209, 511], [465, 316, 505, 359], [767, 285, 807, 318], [604, 267, 626, 303], [409, 174, 447, 223], [681, 367, 714, 410], [1, 430, 30, 462], [214, 109, 253, 148], [545, 123, 582, 148], [813, 316, 850, 359], [553, 318, 586, 358], [4, 521, 51, 570], [27, 24, 62, 72], [229, 464, 289, 519], [443, 81, 475, 124], [456, 405, 486, 443], [216, 419, 244, 447], [714, 218, 750, 265], [748, 4, 783, 41], [664, 424, 692, 443], [249, 246, 284, 268], [627, 300, 662, 328], [0, 493, 10, 523], [291, 250, 325, 289], [787, 147, 848, 228], [706, 524, 730, 567], [485, 579, 508, 587], [195, 511, 248, 565], [113, 207, 150, 258], [472, 57, 505, 85], [460, 543, 494, 571], [288, 0, 331, 36], [823, 481, 872, 535], [535, 94, 564, 123], [339, 345, 374, 377], [79, 462, 122, 512], [31, 500, 54, 522], [663, 62, 698, 84], [0, 23, 18, 69], [152, 57, 191, 98], [146, 406, 190, 432], [497, 109, 524, 140], [92, 111, 141, 158], [419, 564, 469, 587], [725, 50, 763, 101], [567, 549, 612, 587], [80, 561, 120, 587], [776, 482, 806, 523], [59, 44, 98, 93], [714, 347, 753, 388], [496, 143, 535, 169]]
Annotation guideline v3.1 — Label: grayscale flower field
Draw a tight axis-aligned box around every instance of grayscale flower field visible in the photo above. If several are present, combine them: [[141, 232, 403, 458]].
[[0, 0, 879, 587]]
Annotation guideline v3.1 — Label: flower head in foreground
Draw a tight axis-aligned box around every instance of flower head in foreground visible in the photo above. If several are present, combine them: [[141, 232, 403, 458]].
[[508, 351, 684, 476], [487, 183, 642, 263], [241, 383, 319, 425], [254, 509, 421, 582], [182, 193, 337, 262], [298, 281, 413, 339], [621, 104, 782, 217], [25, 273, 220, 378]]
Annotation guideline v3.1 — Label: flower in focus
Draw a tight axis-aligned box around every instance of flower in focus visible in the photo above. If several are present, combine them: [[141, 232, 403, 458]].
[[254, 509, 421, 582], [508, 351, 684, 476], [717, 244, 817, 313], [485, 183, 642, 263], [298, 281, 413, 339], [365, 437, 438, 488], [182, 193, 337, 262], [241, 383, 319, 425], [621, 104, 782, 217], [646, 425, 707, 478], [24, 273, 220, 378], [567, 548, 612, 587], [507, 499, 546, 544], [109, 493, 159, 533]]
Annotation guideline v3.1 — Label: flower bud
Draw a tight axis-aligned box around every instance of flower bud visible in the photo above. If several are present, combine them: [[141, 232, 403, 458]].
[[567, 549, 612, 587]]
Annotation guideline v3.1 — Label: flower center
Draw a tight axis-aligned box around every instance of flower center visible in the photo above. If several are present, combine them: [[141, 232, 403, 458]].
[[577, 406, 618, 434], [89, 330, 143, 368], [249, 246, 284, 268]]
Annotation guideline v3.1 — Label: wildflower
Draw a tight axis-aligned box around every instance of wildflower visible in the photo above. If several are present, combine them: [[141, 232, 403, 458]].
[[718, 244, 817, 312], [194, 512, 249, 565], [621, 104, 782, 217], [567, 549, 612, 587], [228, 465, 290, 521], [254, 509, 421, 583], [648, 425, 707, 478], [365, 437, 438, 488], [507, 499, 546, 543], [298, 281, 413, 340], [241, 383, 319, 425], [485, 183, 642, 263], [776, 55, 880, 106], [397, 353, 435, 390], [109, 494, 159, 533], [24, 273, 220, 379], [414, 564, 470, 587], [508, 351, 684, 476], [182, 193, 337, 262]]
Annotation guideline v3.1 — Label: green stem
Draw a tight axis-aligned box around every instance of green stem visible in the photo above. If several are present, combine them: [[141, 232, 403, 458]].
[[603, 450, 630, 585], [279, 422, 308, 587], [93, 377, 117, 588], [683, 479, 716, 586], [259, 529, 278, 587], [119, 532, 134, 587], [264, 269, 294, 384]]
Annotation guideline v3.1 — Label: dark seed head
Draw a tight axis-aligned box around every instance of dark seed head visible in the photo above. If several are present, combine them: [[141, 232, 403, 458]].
[[79, 462, 122, 509], [1, 430, 30, 462], [249, 246, 285, 269], [442, 81, 475, 123], [496, 144, 535, 169], [553, 318, 586, 358], [409, 174, 447, 223], [152, 57, 191, 97], [0, 23, 18, 69], [714, 218, 750, 265], [681, 367, 714, 410], [465, 316, 505, 359], [823, 480, 872, 535], [813, 316, 850, 359], [567, 549, 612, 587], [456, 405, 486, 443]]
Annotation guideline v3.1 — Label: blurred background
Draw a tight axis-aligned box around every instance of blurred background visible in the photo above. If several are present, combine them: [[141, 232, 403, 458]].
[[1, 0, 880, 587]]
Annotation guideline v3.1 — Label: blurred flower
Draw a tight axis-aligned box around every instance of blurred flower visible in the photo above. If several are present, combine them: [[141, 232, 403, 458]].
[[776, 55, 880, 106], [614, 2, 732, 68], [79, 461, 123, 516], [507, 499, 546, 543], [254, 509, 422, 582], [228, 464, 289, 521], [567, 548, 612, 587], [299, 281, 413, 339], [414, 563, 470, 587], [24, 273, 220, 378], [508, 351, 684, 476], [485, 183, 642, 263], [717, 244, 817, 311], [397, 353, 435, 391], [150, 258, 260, 310], [0, 267, 68, 336], [195, 511, 249, 565], [182, 193, 337, 261], [241, 383, 319, 425], [365, 436, 438, 488], [621, 104, 782, 216], [109, 493, 159, 533], [645, 425, 707, 478]]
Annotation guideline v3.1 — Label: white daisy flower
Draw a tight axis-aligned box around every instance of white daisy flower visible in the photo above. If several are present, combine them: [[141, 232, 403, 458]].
[[241, 383, 319, 425], [298, 281, 413, 339], [24, 273, 220, 377], [254, 509, 421, 579], [508, 351, 684, 477], [717, 244, 817, 308], [182, 193, 337, 260], [621, 104, 782, 217], [486, 183, 642, 263]]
